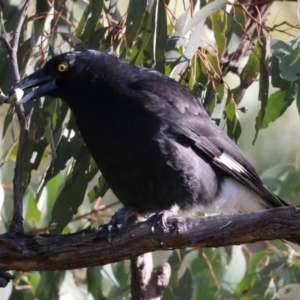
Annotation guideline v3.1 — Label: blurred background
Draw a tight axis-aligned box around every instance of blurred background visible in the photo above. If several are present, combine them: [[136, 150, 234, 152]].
[[1, 0, 300, 299]]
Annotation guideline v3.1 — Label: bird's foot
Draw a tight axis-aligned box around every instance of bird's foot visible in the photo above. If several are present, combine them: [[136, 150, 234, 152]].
[[100, 206, 138, 244], [148, 205, 179, 234]]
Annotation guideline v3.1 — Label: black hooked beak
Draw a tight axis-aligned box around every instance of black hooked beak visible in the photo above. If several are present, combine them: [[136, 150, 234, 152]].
[[9, 69, 56, 105]]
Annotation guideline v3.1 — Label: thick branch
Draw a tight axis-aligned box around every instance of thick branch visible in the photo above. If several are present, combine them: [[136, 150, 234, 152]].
[[131, 254, 153, 300], [0, 206, 299, 272], [131, 253, 171, 300]]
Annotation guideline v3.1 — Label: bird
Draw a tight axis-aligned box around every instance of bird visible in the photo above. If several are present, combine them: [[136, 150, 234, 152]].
[[10, 49, 299, 249]]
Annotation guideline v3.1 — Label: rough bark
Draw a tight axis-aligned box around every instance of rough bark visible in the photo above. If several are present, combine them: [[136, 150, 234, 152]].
[[0, 206, 299, 272]]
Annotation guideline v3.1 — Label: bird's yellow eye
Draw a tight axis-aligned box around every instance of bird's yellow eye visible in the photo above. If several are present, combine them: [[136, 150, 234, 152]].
[[57, 62, 68, 73]]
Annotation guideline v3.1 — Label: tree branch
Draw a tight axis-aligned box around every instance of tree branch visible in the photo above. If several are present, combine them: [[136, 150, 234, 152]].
[[0, 206, 299, 272], [131, 253, 171, 300], [131, 254, 153, 300], [1, 0, 34, 234]]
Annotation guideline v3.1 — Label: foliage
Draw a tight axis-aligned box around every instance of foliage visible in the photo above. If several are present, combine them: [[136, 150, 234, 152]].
[[1, 0, 300, 299]]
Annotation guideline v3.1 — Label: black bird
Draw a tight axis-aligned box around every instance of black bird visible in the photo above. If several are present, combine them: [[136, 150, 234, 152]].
[[11, 50, 299, 249]]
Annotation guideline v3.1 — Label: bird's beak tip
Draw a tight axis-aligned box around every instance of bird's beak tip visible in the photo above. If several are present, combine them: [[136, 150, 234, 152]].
[[9, 72, 57, 105], [7, 88, 25, 105]]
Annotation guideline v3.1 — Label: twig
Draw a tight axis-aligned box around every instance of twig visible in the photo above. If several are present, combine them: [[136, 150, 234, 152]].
[[9, 0, 33, 80], [221, 1, 271, 75], [201, 251, 221, 290], [26, 201, 120, 235], [0, 0, 34, 234]]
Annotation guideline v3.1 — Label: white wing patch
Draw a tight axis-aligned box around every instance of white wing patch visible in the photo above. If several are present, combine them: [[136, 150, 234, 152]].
[[215, 152, 246, 173]]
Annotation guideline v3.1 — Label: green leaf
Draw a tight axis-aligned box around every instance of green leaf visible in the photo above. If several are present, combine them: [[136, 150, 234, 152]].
[[235, 273, 260, 294], [240, 47, 260, 88], [130, 8, 155, 65], [226, 98, 236, 120], [49, 144, 91, 233], [1, 142, 18, 162], [2, 105, 15, 139], [59, 32, 83, 49], [254, 39, 269, 143], [113, 261, 129, 291], [270, 39, 292, 58], [262, 83, 297, 129], [89, 27, 108, 50], [296, 81, 300, 116], [162, 286, 176, 300], [261, 90, 285, 128], [271, 56, 291, 90], [153, 0, 167, 72], [44, 117, 56, 159], [166, 250, 182, 289], [75, 2, 91, 38], [35, 271, 65, 299], [203, 81, 217, 114], [87, 266, 106, 300], [285, 45, 300, 67], [88, 174, 109, 203], [225, 96, 242, 142], [78, 0, 104, 45], [211, 9, 226, 57], [24, 191, 42, 229], [190, 248, 226, 299], [126, 0, 147, 47], [271, 38, 300, 82], [249, 251, 269, 274], [173, 267, 193, 299], [260, 164, 291, 181], [36, 136, 69, 201], [278, 170, 300, 200]]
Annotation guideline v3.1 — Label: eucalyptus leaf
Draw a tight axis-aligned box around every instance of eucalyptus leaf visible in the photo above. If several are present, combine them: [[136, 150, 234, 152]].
[[262, 83, 297, 129], [126, 0, 147, 47], [222, 246, 246, 292], [182, 0, 227, 36]]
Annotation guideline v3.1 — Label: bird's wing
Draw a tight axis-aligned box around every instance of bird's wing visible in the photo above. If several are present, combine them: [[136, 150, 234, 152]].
[[129, 78, 287, 208]]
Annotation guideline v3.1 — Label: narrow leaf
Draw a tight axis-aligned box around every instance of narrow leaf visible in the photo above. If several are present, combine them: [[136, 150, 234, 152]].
[[126, 0, 147, 47], [182, 0, 227, 36]]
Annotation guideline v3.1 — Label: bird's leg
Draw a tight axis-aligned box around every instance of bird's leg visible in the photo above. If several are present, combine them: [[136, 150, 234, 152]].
[[103, 206, 139, 244], [148, 204, 179, 234]]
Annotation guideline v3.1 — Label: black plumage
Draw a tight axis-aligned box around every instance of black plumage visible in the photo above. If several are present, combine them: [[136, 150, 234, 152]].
[[11, 50, 298, 248]]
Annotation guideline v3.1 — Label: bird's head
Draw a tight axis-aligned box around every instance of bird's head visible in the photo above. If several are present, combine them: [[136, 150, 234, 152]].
[[10, 50, 108, 105]]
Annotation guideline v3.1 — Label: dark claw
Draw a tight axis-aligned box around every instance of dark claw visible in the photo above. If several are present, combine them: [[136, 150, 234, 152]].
[[148, 205, 179, 235], [106, 224, 114, 245], [148, 212, 175, 233], [98, 206, 138, 244]]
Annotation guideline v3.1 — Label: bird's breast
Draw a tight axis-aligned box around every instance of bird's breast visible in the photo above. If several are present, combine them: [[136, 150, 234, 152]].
[[67, 93, 221, 213]]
